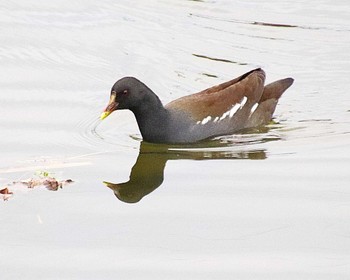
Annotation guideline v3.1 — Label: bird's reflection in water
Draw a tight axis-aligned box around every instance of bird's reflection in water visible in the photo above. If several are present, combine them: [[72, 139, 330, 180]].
[[103, 130, 276, 203]]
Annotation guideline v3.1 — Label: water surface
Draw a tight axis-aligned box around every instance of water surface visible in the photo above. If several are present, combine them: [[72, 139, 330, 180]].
[[1, 1, 350, 279]]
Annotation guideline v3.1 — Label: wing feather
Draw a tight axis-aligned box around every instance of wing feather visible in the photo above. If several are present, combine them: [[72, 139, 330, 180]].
[[166, 68, 266, 122]]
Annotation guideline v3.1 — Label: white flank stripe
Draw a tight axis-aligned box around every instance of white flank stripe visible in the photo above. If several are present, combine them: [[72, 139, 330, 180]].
[[219, 111, 229, 121], [250, 103, 259, 114], [240, 96, 248, 108], [213, 96, 250, 123], [229, 103, 240, 117], [201, 116, 212, 125]]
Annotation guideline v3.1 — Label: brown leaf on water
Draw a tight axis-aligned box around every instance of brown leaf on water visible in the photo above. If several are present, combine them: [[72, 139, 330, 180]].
[[44, 178, 74, 191], [0, 187, 13, 201], [42, 178, 60, 191], [0, 188, 13, 195]]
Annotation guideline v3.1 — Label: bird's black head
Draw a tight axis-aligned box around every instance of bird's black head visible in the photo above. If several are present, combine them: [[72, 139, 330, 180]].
[[101, 77, 151, 120]]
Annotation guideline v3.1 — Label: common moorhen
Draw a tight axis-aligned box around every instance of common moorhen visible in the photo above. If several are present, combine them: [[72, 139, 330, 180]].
[[101, 68, 293, 144]]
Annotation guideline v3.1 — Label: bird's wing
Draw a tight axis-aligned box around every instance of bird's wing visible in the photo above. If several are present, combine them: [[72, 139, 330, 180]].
[[165, 68, 266, 123]]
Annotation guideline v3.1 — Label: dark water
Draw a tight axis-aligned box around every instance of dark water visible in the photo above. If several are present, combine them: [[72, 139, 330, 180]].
[[1, 1, 349, 279]]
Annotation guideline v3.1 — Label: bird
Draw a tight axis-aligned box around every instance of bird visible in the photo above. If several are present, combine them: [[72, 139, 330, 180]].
[[100, 68, 293, 144]]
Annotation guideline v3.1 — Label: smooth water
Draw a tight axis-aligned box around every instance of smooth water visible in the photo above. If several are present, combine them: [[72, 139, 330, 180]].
[[1, 1, 350, 279]]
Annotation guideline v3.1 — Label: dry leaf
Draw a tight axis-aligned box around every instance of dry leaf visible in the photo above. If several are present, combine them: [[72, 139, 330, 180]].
[[0, 188, 13, 195]]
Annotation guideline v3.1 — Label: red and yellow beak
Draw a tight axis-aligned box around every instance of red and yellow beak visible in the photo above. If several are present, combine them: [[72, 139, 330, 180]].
[[100, 95, 118, 120]]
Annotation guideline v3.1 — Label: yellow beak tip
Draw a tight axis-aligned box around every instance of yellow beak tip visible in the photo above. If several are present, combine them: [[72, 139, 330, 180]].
[[100, 112, 110, 120]]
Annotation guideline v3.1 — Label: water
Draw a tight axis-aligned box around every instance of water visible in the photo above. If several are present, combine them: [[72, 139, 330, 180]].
[[1, 1, 350, 279]]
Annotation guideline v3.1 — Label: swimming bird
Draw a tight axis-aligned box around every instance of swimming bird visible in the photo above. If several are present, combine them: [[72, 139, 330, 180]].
[[100, 68, 293, 144]]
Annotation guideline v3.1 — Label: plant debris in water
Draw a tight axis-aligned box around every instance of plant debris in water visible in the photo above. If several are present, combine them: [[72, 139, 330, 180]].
[[1, 171, 73, 201], [18, 177, 73, 191], [0, 188, 13, 201]]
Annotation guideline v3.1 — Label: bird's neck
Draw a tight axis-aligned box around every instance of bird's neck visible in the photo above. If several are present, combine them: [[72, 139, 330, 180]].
[[131, 92, 170, 143]]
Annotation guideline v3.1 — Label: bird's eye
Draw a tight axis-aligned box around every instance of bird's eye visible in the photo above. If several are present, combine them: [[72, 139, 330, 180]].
[[122, 90, 128, 95]]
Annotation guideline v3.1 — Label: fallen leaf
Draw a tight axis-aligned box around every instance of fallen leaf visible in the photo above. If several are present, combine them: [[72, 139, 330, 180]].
[[0, 188, 13, 195], [1, 187, 13, 201]]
